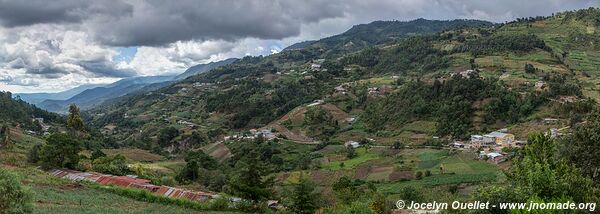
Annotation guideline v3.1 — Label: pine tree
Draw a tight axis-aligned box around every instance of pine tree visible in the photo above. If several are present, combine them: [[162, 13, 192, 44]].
[[288, 175, 321, 214], [67, 104, 85, 132]]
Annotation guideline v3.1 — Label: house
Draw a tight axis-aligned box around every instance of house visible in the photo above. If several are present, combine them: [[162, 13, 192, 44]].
[[344, 141, 360, 148], [307, 99, 324, 107], [470, 135, 483, 143], [267, 200, 283, 210], [257, 128, 277, 140], [346, 117, 356, 124], [543, 118, 559, 124], [367, 87, 379, 95], [335, 85, 347, 93], [452, 69, 477, 78], [482, 135, 496, 146], [311, 63, 321, 71], [485, 152, 506, 164], [450, 142, 466, 149], [535, 81, 546, 91], [486, 131, 515, 146]]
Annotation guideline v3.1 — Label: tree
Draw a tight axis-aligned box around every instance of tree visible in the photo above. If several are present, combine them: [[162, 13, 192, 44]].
[[287, 175, 321, 214], [92, 155, 131, 176], [0, 168, 32, 214], [66, 104, 85, 132], [415, 171, 423, 180], [333, 176, 358, 204], [369, 192, 390, 214], [524, 63, 536, 73], [228, 150, 273, 205], [90, 149, 106, 160], [38, 133, 82, 169], [175, 160, 199, 183], [562, 110, 600, 182], [474, 133, 599, 212], [158, 127, 179, 147], [27, 144, 41, 164], [346, 146, 356, 159], [0, 125, 10, 147]]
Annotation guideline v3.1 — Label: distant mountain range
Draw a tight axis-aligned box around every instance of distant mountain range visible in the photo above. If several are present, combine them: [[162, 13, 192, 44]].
[[18, 59, 236, 113], [15, 84, 107, 105], [175, 58, 237, 80]]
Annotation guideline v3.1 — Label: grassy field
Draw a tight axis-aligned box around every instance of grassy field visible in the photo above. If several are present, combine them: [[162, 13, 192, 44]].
[[376, 149, 503, 195], [0, 130, 224, 214], [321, 147, 379, 170]]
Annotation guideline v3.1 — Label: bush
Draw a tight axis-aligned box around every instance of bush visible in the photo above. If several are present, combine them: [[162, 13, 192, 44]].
[[415, 171, 424, 180], [92, 155, 131, 176], [0, 169, 33, 214]]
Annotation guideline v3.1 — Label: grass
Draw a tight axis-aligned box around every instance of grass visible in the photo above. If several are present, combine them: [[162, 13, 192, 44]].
[[33, 186, 213, 214], [376, 150, 503, 195], [1, 130, 230, 214], [401, 121, 437, 135], [102, 148, 165, 162], [321, 147, 379, 170]]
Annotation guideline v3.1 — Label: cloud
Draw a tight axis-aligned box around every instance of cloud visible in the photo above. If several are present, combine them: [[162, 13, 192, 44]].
[[0, 0, 132, 27]]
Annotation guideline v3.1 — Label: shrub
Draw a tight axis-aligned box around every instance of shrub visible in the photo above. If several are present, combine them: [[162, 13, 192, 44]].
[[0, 169, 32, 214], [415, 171, 423, 180], [92, 155, 131, 175]]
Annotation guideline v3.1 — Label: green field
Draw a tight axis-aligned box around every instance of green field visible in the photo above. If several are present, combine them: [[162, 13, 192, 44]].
[[321, 147, 379, 170]]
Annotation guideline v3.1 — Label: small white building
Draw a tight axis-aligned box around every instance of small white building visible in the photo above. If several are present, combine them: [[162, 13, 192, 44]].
[[344, 141, 360, 148]]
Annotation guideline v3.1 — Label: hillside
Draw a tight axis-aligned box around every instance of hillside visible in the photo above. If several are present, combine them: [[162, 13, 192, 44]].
[[88, 10, 600, 146], [2, 8, 600, 214], [15, 84, 107, 105], [0, 91, 63, 131], [175, 58, 238, 80], [38, 76, 175, 113], [283, 18, 493, 53]]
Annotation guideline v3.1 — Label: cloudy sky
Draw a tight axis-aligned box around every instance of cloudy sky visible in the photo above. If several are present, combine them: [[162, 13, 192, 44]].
[[0, 0, 598, 93]]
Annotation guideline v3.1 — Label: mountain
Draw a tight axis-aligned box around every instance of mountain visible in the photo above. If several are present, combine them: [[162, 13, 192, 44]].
[[15, 84, 106, 105], [90, 11, 600, 144], [283, 18, 494, 52], [87, 18, 506, 140], [38, 75, 175, 113], [0, 91, 63, 130], [175, 58, 237, 80], [35, 59, 237, 113]]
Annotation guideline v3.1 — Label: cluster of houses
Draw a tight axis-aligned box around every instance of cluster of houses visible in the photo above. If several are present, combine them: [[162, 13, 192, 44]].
[[367, 85, 393, 96], [451, 69, 478, 78], [448, 129, 522, 164], [310, 59, 326, 71], [223, 128, 278, 141], [26, 117, 51, 135]]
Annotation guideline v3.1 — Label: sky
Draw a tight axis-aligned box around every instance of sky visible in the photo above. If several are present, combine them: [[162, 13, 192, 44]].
[[0, 0, 598, 93]]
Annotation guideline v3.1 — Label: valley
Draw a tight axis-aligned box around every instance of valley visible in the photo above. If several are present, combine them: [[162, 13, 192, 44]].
[[1, 7, 600, 214]]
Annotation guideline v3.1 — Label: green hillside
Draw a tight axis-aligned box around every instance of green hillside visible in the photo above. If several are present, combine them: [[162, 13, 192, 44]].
[[4, 8, 599, 214]]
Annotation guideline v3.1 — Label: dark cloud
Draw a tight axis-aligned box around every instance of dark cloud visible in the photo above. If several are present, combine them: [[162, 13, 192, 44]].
[[25, 67, 69, 79], [79, 60, 136, 78], [89, 0, 346, 46], [1, 0, 598, 47], [0, 0, 132, 27]]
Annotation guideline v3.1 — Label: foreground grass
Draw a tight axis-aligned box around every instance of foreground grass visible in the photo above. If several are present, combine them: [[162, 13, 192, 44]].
[[33, 186, 211, 214]]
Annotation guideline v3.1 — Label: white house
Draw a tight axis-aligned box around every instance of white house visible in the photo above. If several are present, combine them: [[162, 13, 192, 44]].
[[344, 141, 360, 148]]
